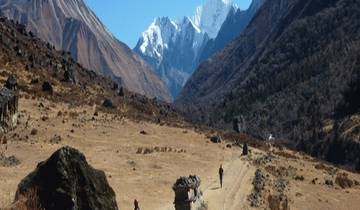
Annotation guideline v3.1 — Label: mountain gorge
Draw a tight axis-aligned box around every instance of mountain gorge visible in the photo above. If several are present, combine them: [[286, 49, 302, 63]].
[[177, 0, 360, 170], [134, 0, 264, 97], [1, 1, 360, 209], [0, 0, 172, 102]]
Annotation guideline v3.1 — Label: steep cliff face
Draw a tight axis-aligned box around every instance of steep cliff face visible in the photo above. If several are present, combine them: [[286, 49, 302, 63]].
[[0, 0, 172, 102], [177, 0, 360, 169], [199, 0, 265, 62]]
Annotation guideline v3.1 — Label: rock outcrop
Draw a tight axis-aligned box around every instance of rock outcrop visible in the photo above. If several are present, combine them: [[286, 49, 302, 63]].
[[15, 146, 118, 210]]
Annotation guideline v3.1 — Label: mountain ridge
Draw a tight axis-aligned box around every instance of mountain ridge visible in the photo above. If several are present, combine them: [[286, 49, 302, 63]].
[[176, 0, 360, 170], [199, 0, 265, 62], [0, 0, 172, 102]]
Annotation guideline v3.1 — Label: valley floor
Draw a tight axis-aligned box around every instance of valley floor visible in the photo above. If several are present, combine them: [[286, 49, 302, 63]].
[[1, 96, 360, 210]]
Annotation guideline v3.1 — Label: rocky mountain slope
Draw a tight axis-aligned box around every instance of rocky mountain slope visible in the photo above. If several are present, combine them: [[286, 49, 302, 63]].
[[0, 0, 171, 102], [134, 0, 244, 97], [0, 16, 181, 125], [176, 0, 360, 170]]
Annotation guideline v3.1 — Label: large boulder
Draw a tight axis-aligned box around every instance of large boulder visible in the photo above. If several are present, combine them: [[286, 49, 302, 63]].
[[15, 146, 119, 210]]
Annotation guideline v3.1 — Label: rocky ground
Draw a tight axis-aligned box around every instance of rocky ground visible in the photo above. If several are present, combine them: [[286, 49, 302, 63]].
[[0, 96, 359, 210]]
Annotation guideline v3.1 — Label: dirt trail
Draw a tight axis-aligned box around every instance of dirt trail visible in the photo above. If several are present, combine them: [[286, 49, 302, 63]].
[[161, 154, 255, 210], [203, 156, 255, 210]]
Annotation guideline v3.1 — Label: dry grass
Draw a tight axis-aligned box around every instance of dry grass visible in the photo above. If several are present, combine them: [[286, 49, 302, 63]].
[[3, 188, 43, 210]]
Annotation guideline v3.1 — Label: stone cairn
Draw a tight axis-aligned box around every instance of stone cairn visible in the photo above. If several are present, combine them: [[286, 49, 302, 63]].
[[173, 175, 207, 210]]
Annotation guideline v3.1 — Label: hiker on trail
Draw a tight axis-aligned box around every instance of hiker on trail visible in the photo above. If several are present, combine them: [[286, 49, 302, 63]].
[[219, 165, 224, 188], [134, 199, 140, 210]]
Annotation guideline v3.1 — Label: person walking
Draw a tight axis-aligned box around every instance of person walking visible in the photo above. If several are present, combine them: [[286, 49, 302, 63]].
[[134, 199, 140, 210], [219, 164, 224, 188]]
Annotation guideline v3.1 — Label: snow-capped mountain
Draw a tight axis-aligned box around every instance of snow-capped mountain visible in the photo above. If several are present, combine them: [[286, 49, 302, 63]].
[[0, 0, 172, 102], [200, 0, 266, 62], [192, 0, 234, 39], [135, 0, 235, 97]]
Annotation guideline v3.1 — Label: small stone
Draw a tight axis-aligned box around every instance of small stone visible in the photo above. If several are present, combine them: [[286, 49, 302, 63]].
[[210, 136, 222, 143], [140, 130, 148, 135], [30, 128, 38, 135], [102, 99, 115, 109], [42, 81, 53, 93]]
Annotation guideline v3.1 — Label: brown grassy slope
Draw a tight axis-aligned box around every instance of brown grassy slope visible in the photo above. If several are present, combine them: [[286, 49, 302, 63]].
[[0, 16, 181, 126]]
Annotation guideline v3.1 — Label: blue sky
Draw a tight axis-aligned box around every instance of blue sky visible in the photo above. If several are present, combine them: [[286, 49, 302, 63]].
[[84, 0, 252, 48]]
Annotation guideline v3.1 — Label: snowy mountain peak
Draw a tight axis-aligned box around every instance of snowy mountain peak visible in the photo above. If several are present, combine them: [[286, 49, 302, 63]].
[[154, 17, 176, 28], [138, 17, 178, 63], [134, 0, 240, 97], [192, 0, 236, 38]]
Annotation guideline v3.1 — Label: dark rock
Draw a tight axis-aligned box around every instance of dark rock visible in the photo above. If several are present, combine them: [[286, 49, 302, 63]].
[[294, 175, 305, 181], [102, 99, 115, 109], [42, 81, 53, 93], [15, 146, 118, 210], [30, 128, 38, 135], [5, 75, 17, 90], [242, 143, 249, 156], [210, 136, 222, 143], [140, 130, 148, 135], [173, 175, 204, 210]]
